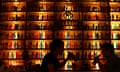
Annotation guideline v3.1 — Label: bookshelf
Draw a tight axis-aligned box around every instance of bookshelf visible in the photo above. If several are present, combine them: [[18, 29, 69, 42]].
[[0, 0, 120, 72]]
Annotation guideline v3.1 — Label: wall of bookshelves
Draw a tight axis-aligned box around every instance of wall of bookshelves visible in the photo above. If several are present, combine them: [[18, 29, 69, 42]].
[[0, 0, 120, 71], [110, 1, 120, 58], [82, 1, 111, 71], [54, 1, 83, 70], [0, 0, 26, 66], [26, 0, 54, 65]]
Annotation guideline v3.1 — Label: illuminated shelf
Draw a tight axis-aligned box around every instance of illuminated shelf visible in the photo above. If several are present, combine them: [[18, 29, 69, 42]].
[[1, 2, 26, 12]]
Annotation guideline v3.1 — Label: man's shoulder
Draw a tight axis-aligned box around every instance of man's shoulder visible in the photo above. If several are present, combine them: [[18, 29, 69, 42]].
[[44, 53, 54, 59], [112, 56, 120, 65]]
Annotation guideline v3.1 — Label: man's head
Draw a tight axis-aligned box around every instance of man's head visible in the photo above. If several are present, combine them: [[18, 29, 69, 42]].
[[101, 43, 114, 58], [50, 39, 64, 54]]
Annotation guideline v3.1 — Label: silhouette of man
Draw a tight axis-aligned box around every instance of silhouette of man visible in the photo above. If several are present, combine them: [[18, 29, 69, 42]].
[[40, 39, 70, 72], [95, 43, 120, 72]]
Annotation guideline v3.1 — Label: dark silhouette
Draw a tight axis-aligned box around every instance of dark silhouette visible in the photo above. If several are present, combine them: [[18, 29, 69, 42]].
[[22, 49, 41, 72], [22, 50, 33, 72], [40, 39, 72, 72], [0, 59, 8, 72], [93, 43, 120, 72]]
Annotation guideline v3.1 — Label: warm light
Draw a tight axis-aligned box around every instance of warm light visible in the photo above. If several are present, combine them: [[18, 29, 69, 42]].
[[92, 32, 98, 39], [92, 42, 99, 49], [11, 61, 16, 66], [39, 14, 43, 20], [95, 63, 100, 70], [10, 24, 14, 30], [112, 41, 118, 49], [110, 0, 114, 1], [9, 52, 16, 59], [111, 23, 119, 29], [65, 61, 72, 70], [66, 0, 70, 1], [65, 5, 72, 11], [64, 51, 68, 59], [39, 31, 46, 39], [110, 2, 120, 5], [34, 60, 41, 65], [42, 31, 45, 39], [93, 23, 98, 29], [66, 41, 71, 48], [13, 2, 20, 5], [112, 32, 118, 39], [14, 32, 18, 39], [65, 31, 70, 39], [114, 16, 117, 20], [38, 40, 45, 48], [15, 0, 18, 1], [9, 61, 21, 66], [64, 26, 73, 29]]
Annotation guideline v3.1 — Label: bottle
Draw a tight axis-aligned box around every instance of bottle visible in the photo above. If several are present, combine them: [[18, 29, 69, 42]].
[[42, 15, 44, 20], [70, 42, 73, 48], [95, 24, 98, 30], [38, 52, 40, 59], [13, 6, 18, 11], [91, 15, 95, 20], [40, 32, 43, 39], [40, 52, 43, 59], [14, 15, 18, 20], [8, 42, 12, 49], [8, 24, 13, 30], [94, 7, 99, 12], [8, 32, 12, 39], [10, 52, 14, 59], [39, 24, 44, 29], [94, 32, 99, 39], [98, 24, 100, 30], [66, 41, 70, 48], [111, 15, 114, 21], [115, 32, 119, 39], [43, 32, 45, 39], [95, 14, 98, 20], [13, 32, 18, 39], [116, 42, 118, 49], [65, 32, 70, 39], [94, 42, 98, 49], [14, 42, 17, 49], [92, 52, 100, 65], [67, 61, 71, 69], [116, 15, 119, 21], [35, 32, 39, 39], [39, 41, 43, 48], [95, 52, 99, 57], [65, 5, 68, 11], [15, 24, 20, 30]]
